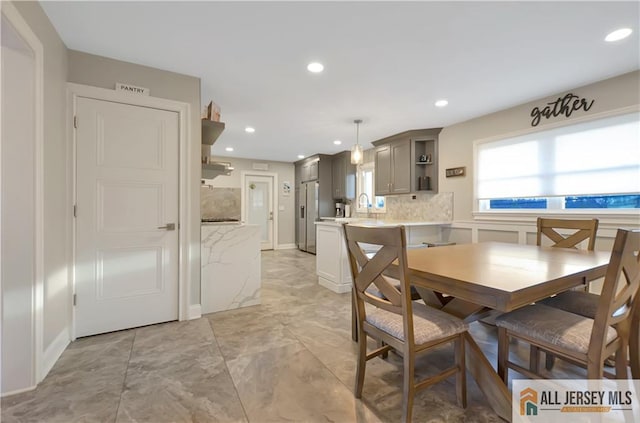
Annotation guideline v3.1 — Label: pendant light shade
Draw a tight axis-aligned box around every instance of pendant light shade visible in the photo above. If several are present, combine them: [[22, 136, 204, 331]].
[[350, 144, 363, 165], [351, 119, 363, 165]]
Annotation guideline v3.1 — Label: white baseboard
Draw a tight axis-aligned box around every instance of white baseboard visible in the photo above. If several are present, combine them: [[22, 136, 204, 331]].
[[2, 328, 69, 397], [318, 277, 351, 294], [1, 384, 36, 398], [276, 243, 297, 250], [187, 304, 202, 320], [41, 328, 70, 381]]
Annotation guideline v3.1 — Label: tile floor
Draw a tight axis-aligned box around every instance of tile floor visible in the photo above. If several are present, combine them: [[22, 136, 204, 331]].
[[2, 249, 591, 422]]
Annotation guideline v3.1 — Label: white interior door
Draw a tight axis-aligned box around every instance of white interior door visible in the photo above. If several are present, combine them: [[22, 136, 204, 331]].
[[75, 97, 179, 338], [245, 175, 274, 250]]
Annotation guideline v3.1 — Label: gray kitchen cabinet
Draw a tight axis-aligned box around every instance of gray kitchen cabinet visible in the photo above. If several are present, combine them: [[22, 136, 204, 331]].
[[374, 144, 391, 195], [373, 128, 441, 195], [299, 158, 319, 182], [374, 139, 411, 195], [331, 151, 356, 200]]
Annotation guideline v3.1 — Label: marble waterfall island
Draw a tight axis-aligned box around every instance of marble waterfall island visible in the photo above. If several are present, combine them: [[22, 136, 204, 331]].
[[201, 223, 261, 314]]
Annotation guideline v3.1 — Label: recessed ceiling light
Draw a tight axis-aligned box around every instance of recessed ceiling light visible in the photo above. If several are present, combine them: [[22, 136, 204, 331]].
[[225, 147, 234, 152], [297, 154, 305, 159], [605, 28, 633, 42], [245, 127, 255, 133], [307, 62, 324, 73], [333, 140, 342, 145], [435, 99, 449, 107]]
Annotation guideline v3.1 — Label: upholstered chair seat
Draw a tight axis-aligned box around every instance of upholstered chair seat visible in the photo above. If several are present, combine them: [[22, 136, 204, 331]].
[[495, 304, 617, 355], [367, 302, 468, 345]]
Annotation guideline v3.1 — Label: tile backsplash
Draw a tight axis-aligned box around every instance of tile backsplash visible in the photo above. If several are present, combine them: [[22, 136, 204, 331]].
[[356, 192, 453, 221], [201, 187, 241, 219]]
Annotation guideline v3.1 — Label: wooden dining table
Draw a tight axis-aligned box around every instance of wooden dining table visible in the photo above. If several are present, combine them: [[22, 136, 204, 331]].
[[383, 241, 613, 422]]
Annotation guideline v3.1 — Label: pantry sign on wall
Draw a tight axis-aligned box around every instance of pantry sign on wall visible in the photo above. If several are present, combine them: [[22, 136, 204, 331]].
[[115, 82, 150, 96], [530, 92, 594, 127]]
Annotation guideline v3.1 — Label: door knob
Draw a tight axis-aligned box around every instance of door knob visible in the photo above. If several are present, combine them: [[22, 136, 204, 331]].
[[269, 211, 273, 221], [157, 223, 176, 231]]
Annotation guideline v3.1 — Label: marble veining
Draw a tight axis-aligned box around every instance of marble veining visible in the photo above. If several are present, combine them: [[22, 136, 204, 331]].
[[201, 224, 261, 314]]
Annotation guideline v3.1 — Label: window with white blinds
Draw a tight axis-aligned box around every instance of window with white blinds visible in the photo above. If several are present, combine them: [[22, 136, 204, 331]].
[[476, 112, 640, 201]]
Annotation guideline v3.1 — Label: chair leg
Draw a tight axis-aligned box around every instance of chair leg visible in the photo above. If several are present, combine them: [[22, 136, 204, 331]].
[[402, 347, 416, 423], [529, 345, 540, 375], [587, 355, 605, 379], [351, 292, 358, 342], [615, 341, 630, 379], [630, 306, 640, 378], [545, 353, 556, 371], [455, 336, 467, 409], [355, 331, 367, 398], [497, 327, 509, 384], [377, 339, 389, 359]]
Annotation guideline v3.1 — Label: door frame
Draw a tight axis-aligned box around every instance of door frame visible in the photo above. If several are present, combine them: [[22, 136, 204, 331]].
[[67, 83, 192, 339], [0, 1, 45, 392], [240, 171, 278, 249]]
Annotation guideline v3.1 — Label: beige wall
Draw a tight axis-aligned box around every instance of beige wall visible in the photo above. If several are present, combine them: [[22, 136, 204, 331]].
[[439, 71, 640, 221], [208, 156, 296, 247], [67, 50, 203, 305], [5, 0, 69, 393]]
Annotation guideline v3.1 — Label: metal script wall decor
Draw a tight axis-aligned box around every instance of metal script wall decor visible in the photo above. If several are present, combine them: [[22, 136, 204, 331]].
[[530, 93, 594, 127]]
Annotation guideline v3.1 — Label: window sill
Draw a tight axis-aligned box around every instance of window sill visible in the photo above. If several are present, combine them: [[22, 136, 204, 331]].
[[355, 208, 386, 214], [472, 209, 640, 227]]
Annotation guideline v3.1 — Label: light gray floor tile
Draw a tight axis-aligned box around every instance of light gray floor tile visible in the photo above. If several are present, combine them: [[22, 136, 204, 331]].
[[1, 329, 134, 423], [226, 342, 384, 423], [116, 346, 246, 423]]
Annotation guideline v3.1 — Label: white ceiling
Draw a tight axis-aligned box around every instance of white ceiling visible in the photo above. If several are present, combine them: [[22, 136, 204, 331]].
[[41, 1, 639, 163]]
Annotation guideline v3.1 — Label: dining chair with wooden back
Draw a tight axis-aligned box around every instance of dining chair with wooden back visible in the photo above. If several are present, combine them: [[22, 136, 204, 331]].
[[535, 217, 599, 369], [536, 217, 599, 251], [496, 228, 640, 381], [343, 224, 468, 422]]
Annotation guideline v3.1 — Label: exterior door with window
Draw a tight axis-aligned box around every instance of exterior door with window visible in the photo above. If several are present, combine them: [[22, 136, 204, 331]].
[[75, 97, 179, 337], [245, 175, 274, 250]]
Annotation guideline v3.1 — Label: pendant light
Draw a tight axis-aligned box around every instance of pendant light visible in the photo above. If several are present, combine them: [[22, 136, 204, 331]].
[[351, 119, 363, 165]]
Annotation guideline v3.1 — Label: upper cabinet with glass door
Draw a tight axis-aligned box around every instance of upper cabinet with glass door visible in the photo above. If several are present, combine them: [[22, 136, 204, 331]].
[[372, 128, 441, 196]]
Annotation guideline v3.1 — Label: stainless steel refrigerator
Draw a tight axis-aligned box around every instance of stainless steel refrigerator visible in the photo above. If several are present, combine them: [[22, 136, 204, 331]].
[[298, 181, 319, 253]]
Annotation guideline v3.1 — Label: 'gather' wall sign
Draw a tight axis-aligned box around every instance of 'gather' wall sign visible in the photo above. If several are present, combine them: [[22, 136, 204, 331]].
[[530, 93, 594, 127]]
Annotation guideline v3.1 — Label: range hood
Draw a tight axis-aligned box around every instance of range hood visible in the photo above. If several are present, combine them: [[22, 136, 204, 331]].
[[202, 161, 234, 179]]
